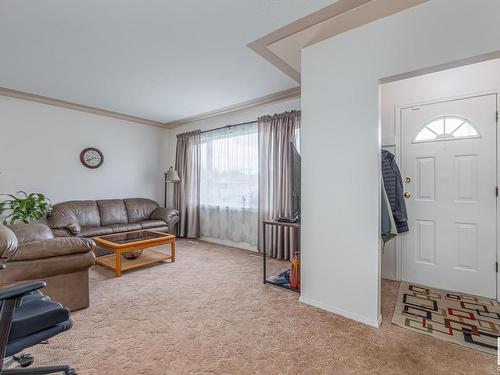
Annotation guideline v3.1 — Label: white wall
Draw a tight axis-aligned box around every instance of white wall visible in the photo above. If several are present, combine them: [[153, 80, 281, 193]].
[[0, 96, 170, 206], [380, 58, 500, 280], [300, 0, 500, 327]]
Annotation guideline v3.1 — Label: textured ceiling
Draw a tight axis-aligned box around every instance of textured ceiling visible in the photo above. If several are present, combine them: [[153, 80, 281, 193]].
[[0, 0, 333, 122]]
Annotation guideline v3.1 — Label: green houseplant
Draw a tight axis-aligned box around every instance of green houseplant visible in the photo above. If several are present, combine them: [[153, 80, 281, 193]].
[[0, 191, 52, 224]]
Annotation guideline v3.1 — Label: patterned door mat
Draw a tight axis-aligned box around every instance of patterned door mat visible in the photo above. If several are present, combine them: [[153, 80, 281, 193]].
[[392, 282, 500, 355]]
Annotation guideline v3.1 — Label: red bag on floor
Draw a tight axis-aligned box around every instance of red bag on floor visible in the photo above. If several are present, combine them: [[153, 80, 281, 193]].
[[290, 251, 300, 290]]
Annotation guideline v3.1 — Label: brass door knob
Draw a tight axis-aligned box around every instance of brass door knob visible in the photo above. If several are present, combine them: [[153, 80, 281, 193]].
[[404, 192, 412, 199], [404, 177, 411, 184]]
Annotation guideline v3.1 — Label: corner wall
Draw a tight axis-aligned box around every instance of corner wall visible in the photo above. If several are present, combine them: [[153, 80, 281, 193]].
[[0, 96, 170, 205], [300, 0, 500, 326]]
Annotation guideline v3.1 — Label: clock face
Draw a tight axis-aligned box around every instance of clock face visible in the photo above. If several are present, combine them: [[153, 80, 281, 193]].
[[80, 148, 104, 169]]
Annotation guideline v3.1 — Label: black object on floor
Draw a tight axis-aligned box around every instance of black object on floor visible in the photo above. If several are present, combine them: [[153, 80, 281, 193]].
[[266, 268, 299, 292], [0, 278, 76, 374]]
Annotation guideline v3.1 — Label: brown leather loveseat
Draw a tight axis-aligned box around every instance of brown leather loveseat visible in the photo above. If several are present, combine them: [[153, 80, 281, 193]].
[[0, 223, 95, 311], [48, 198, 179, 238]]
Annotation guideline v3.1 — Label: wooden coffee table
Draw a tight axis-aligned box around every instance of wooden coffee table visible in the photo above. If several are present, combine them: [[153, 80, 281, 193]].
[[92, 230, 175, 277]]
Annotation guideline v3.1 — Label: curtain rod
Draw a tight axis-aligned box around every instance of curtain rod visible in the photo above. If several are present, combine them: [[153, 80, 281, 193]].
[[178, 111, 300, 137], [200, 120, 257, 134]]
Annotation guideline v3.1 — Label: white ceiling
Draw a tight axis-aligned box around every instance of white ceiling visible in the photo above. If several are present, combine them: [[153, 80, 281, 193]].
[[0, 0, 333, 123]]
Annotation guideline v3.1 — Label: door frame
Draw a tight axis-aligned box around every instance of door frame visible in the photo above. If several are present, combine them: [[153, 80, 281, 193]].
[[392, 89, 500, 299]]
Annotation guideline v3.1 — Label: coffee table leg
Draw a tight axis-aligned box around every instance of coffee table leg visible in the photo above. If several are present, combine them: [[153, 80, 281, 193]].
[[171, 240, 175, 263], [115, 250, 122, 277]]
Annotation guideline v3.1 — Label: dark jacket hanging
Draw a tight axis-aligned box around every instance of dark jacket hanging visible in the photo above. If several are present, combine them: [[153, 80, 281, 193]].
[[381, 150, 409, 233]]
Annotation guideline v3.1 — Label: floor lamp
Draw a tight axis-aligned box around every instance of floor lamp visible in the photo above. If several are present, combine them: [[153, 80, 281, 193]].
[[164, 166, 181, 208]]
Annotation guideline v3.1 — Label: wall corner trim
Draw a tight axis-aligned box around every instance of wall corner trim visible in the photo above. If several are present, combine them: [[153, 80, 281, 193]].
[[247, 0, 429, 82], [299, 295, 381, 328]]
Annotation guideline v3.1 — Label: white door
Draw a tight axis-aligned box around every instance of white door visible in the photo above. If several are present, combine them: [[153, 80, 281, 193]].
[[401, 94, 497, 298]]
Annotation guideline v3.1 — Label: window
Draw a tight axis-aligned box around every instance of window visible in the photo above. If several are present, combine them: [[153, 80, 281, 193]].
[[200, 123, 258, 209], [199, 123, 258, 246], [413, 116, 480, 143]]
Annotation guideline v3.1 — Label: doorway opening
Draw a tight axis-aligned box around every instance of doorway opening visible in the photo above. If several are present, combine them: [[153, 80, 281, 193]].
[[380, 57, 500, 299]]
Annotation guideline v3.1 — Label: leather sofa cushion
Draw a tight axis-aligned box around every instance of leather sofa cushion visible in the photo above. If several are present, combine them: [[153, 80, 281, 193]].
[[78, 226, 113, 238], [97, 199, 128, 225], [12, 237, 95, 261], [10, 224, 54, 245], [124, 198, 159, 223], [137, 220, 167, 229], [110, 223, 142, 233], [0, 224, 18, 259], [150, 226, 169, 233], [51, 201, 101, 227]]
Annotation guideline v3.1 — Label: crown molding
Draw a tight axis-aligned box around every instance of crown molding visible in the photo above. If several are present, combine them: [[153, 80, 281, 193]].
[[247, 0, 372, 83], [164, 86, 301, 128], [0, 87, 165, 128], [248, 0, 428, 83], [247, 40, 302, 83], [380, 50, 500, 84], [0, 86, 301, 130]]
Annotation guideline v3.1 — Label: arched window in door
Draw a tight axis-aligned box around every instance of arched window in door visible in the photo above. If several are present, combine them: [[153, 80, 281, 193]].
[[413, 116, 480, 143]]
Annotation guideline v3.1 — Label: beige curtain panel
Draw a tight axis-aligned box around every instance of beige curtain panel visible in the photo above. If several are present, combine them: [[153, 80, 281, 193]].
[[258, 110, 301, 260], [173, 130, 201, 238]]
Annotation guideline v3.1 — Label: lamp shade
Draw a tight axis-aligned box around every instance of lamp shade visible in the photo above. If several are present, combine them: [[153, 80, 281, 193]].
[[165, 167, 181, 182]]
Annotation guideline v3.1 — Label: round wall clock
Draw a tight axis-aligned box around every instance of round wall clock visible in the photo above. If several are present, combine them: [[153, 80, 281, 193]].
[[80, 147, 104, 169]]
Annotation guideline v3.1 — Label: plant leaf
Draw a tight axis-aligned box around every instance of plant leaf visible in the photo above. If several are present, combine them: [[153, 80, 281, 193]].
[[0, 191, 51, 224]]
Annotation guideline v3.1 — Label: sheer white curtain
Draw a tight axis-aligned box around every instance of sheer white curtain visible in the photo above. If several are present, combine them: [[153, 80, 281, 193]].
[[199, 123, 258, 247]]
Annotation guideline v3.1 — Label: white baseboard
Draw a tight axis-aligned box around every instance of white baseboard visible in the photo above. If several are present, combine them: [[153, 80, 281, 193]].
[[299, 295, 381, 328], [198, 236, 257, 252]]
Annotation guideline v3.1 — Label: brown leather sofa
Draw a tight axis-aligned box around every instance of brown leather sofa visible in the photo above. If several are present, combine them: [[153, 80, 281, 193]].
[[0, 223, 95, 311], [48, 198, 179, 238]]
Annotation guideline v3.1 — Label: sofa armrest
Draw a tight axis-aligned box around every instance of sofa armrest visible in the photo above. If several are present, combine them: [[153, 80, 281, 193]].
[[9, 224, 54, 244], [51, 228, 72, 237], [11, 237, 95, 262], [48, 215, 81, 236], [0, 224, 18, 260], [151, 207, 179, 232]]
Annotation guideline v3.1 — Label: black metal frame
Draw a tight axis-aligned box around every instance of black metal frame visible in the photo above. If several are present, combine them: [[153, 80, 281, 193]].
[[175, 120, 258, 138], [164, 172, 168, 208], [0, 263, 75, 375], [262, 220, 300, 293]]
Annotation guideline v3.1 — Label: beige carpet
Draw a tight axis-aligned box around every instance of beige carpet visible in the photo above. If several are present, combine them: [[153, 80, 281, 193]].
[[28, 240, 497, 374], [392, 281, 500, 355]]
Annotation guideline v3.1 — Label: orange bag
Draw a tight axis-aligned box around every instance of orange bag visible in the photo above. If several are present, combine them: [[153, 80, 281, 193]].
[[290, 251, 300, 290]]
